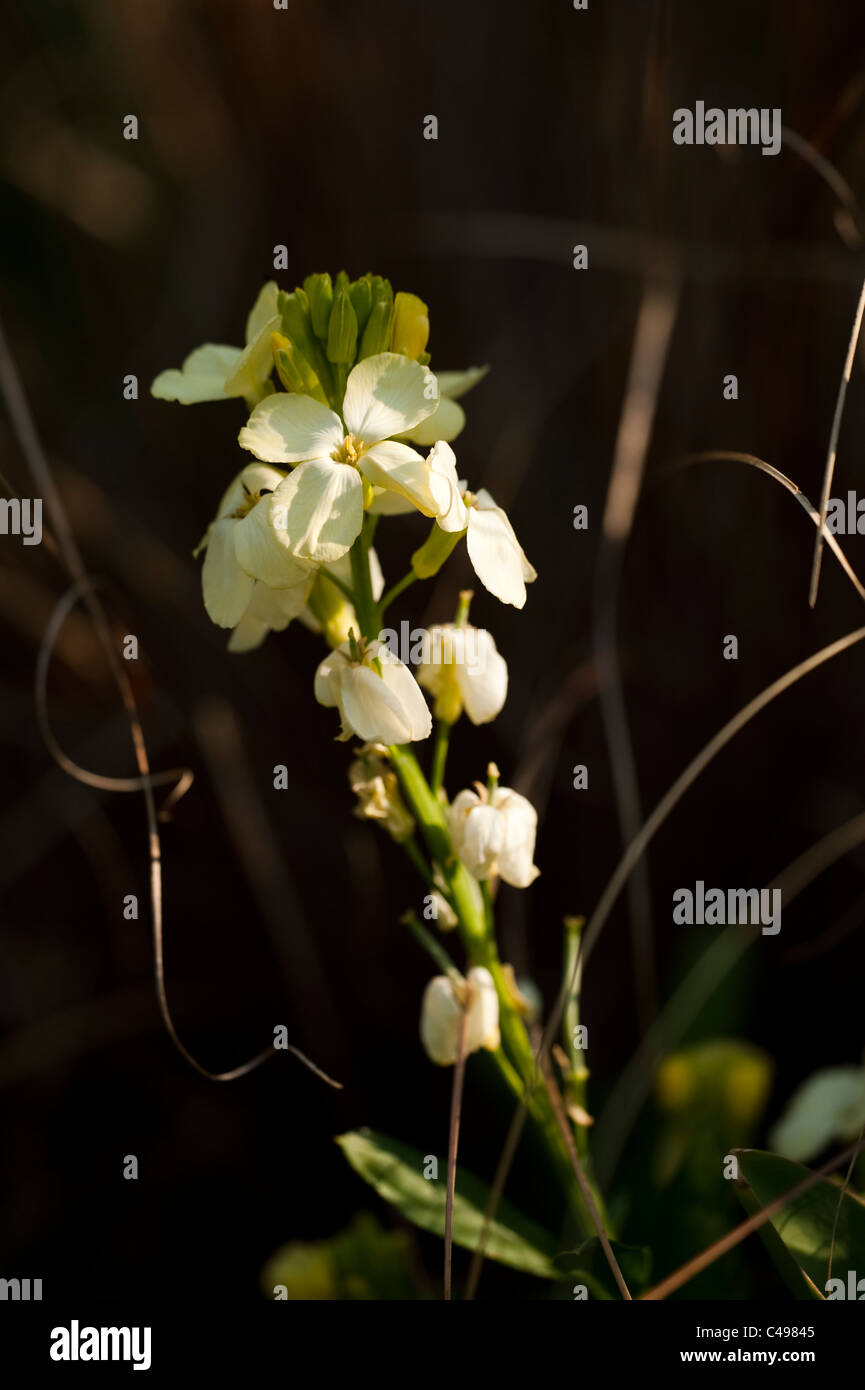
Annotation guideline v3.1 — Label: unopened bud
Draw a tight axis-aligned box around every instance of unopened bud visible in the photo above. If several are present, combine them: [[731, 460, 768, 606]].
[[391, 291, 430, 359], [303, 272, 333, 340], [326, 286, 359, 364], [358, 276, 394, 359]]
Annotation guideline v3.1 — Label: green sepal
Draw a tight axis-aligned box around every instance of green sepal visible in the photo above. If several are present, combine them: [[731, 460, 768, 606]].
[[411, 522, 466, 579]]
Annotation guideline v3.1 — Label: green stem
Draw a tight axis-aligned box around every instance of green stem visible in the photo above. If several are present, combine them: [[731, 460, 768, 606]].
[[379, 569, 418, 619], [429, 720, 451, 795], [349, 524, 377, 639]]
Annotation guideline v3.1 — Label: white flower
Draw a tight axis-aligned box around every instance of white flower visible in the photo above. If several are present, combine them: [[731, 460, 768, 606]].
[[199, 463, 313, 629], [151, 282, 281, 409], [420, 966, 500, 1066], [237, 353, 444, 563], [449, 783, 540, 887], [769, 1066, 865, 1163], [425, 443, 537, 608], [403, 365, 489, 446], [416, 623, 508, 725], [314, 637, 432, 744]]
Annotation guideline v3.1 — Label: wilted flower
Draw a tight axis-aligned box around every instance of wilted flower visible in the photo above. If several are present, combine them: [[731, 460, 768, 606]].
[[420, 966, 500, 1066], [315, 636, 432, 744], [449, 780, 540, 887], [151, 282, 281, 409], [237, 353, 446, 563], [348, 743, 415, 842], [198, 463, 313, 628], [416, 622, 508, 725]]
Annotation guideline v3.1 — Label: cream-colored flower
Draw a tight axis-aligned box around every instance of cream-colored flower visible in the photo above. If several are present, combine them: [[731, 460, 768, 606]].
[[449, 783, 540, 887], [237, 353, 444, 563], [151, 282, 280, 409], [420, 966, 500, 1066], [314, 637, 432, 744], [416, 623, 508, 725], [424, 443, 537, 608], [198, 463, 313, 629], [348, 742, 415, 842]]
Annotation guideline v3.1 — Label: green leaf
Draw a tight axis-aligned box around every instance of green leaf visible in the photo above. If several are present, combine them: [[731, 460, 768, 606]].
[[733, 1148, 865, 1299], [335, 1128, 559, 1279]]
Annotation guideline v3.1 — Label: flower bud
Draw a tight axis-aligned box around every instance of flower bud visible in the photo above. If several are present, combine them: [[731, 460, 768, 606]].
[[271, 332, 328, 405], [326, 285, 359, 364], [390, 292, 430, 359], [303, 272, 334, 340], [358, 277, 394, 359], [420, 966, 500, 1066], [449, 785, 539, 887], [278, 288, 334, 400], [349, 275, 373, 336]]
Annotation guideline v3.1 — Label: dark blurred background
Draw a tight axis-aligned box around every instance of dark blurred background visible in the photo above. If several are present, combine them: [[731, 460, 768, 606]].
[[3, 0, 865, 1301]]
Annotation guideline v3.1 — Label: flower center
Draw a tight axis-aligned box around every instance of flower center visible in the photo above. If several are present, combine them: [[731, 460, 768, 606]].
[[331, 433, 365, 467], [230, 485, 273, 520]]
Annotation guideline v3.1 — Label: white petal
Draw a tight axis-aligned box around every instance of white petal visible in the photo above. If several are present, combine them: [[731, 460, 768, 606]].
[[360, 440, 439, 516], [456, 629, 508, 724], [227, 612, 270, 653], [376, 650, 433, 740], [343, 352, 438, 441], [428, 441, 468, 532], [244, 281, 280, 343], [151, 343, 241, 403], [239, 393, 343, 464], [434, 366, 490, 401], [215, 462, 286, 520], [265, 458, 364, 563], [476, 489, 537, 581], [228, 579, 310, 654], [420, 976, 464, 1066], [368, 546, 385, 601], [233, 489, 319, 588], [404, 395, 466, 446], [201, 517, 255, 627], [367, 486, 416, 515], [492, 788, 539, 888], [223, 314, 280, 405], [341, 665, 419, 744], [314, 647, 347, 709], [466, 500, 535, 608], [465, 967, 500, 1052]]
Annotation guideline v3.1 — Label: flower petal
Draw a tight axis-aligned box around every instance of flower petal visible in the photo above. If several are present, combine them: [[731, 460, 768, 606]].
[[223, 314, 281, 405], [264, 458, 364, 563], [367, 486, 416, 515], [201, 517, 255, 627], [492, 788, 540, 888], [244, 281, 280, 343], [343, 352, 438, 441], [465, 966, 500, 1053], [404, 395, 466, 446], [151, 344, 241, 403], [239, 393, 343, 464], [476, 489, 537, 581], [360, 440, 440, 516], [340, 665, 419, 744], [456, 629, 508, 725], [233, 490, 318, 588], [466, 498, 536, 608], [428, 441, 468, 532], [376, 650, 433, 740], [434, 366, 490, 401]]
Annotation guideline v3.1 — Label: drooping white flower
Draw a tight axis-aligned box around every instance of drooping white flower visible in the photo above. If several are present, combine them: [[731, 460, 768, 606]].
[[420, 966, 500, 1066], [425, 443, 537, 608], [449, 782, 540, 887], [416, 623, 508, 725], [237, 353, 444, 563], [151, 282, 281, 409], [314, 637, 432, 744], [769, 1066, 865, 1163], [403, 365, 489, 446], [199, 463, 313, 629]]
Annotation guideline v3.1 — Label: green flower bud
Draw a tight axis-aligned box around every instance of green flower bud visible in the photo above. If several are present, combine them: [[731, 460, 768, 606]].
[[326, 286, 359, 364], [278, 289, 334, 400], [349, 275, 373, 336], [391, 292, 430, 359], [334, 269, 350, 294], [271, 331, 329, 405], [303, 273, 333, 340], [411, 521, 467, 579], [358, 276, 394, 359]]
